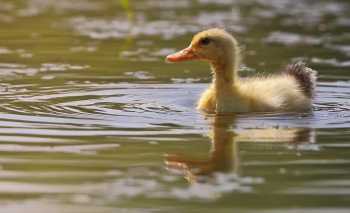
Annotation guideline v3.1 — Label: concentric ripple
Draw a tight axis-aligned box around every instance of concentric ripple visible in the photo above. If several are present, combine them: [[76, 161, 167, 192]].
[[1, 82, 349, 134]]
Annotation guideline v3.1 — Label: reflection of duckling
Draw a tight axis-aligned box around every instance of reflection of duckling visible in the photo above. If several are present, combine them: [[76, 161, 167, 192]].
[[165, 115, 238, 183], [166, 28, 317, 113], [165, 115, 314, 184]]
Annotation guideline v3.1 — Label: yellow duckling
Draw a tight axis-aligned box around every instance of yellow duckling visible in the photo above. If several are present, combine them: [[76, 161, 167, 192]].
[[166, 28, 317, 113]]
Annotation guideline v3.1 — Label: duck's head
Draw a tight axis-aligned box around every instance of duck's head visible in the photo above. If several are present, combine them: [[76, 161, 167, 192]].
[[166, 28, 238, 67]]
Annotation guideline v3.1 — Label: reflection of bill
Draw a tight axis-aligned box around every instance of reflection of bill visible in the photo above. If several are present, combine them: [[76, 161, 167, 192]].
[[165, 115, 314, 184]]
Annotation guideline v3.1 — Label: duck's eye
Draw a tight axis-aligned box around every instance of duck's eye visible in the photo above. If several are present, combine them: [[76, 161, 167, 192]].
[[200, 37, 211, 46]]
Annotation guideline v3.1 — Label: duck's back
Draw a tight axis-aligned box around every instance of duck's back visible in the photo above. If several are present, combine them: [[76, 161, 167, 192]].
[[238, 63, 316, 112], [238, 77, 309, 112]]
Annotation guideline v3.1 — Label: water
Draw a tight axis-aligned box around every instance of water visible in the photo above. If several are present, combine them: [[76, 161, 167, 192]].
[[0, 0, 350, 212]]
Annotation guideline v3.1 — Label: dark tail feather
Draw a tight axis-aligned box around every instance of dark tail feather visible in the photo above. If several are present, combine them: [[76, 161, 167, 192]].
[[283, 62, 317, 98]]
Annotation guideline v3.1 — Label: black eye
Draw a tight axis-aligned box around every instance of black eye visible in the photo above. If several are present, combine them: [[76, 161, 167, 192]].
[[200, 37, 211, 46]]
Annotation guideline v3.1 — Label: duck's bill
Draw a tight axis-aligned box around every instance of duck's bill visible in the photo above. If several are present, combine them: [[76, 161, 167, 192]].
[[166, 47, 198, 62]]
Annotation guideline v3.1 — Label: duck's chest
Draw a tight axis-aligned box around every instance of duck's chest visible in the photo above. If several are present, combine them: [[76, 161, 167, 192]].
[[206, 89, 251, 113], [198, 85, 253, 113], [215, 94, 251, 113]]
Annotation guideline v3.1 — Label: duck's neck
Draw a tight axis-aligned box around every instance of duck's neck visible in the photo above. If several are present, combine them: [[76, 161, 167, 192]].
[[211, 55, 238, 93]]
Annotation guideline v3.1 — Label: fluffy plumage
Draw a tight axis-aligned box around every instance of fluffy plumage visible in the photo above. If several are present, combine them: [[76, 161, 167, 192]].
[[283, 62, 317, 98], [166, 28, 317, 113]]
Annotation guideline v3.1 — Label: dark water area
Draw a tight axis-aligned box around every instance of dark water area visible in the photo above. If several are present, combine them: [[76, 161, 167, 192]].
[[0, 0, 350, 212]]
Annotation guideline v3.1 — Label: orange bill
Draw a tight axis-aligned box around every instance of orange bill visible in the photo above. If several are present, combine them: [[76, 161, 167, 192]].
[[166, 47, 198, 62]]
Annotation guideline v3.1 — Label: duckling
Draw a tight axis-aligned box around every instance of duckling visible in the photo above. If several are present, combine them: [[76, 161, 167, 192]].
[[166, 28, 317, 113]]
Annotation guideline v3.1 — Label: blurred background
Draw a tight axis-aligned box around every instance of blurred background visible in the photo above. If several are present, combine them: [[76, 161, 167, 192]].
[[0, 0, 349, 82], [0, 0, 349, 212]]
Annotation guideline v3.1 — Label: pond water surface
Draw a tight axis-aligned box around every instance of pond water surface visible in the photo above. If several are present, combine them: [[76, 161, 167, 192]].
[[0, 0, 350, 212]]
